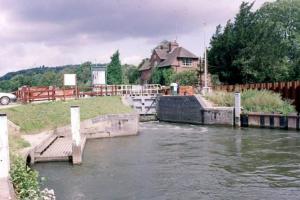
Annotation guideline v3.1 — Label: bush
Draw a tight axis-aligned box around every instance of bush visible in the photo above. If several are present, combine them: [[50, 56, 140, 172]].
[[171, 70, 198, 86], [204, 91, 234, 107], [10, 157, 41, 200], [204, 90, 295, 115], [150, 68, 174, 85]]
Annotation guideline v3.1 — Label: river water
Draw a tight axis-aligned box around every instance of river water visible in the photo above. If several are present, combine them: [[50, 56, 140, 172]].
[[35, 122, 300, 200]]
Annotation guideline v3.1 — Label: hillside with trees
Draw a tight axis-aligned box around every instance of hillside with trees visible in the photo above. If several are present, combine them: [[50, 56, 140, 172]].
[[208, 0, 300, 84], [0, 52, 139, 92]]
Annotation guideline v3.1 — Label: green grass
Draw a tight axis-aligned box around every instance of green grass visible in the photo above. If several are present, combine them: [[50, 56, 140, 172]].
[[2, 96, 133, 134], [204, 90, 296, 115], [9, 134, 30, 153]]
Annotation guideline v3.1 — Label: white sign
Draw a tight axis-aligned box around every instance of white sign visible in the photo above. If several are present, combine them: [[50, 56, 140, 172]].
[[92, 71, 106, 85], [64, 74, 77, 86]]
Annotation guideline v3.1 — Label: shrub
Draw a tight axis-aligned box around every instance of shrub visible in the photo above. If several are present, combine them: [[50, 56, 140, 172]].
[[171, 70, 198, 86], [150, 68, 174, 85], [204, 90, 295, 115], [10, 157, 41, 200]]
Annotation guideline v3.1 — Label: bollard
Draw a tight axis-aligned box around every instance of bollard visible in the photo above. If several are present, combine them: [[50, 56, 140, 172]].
[[234, 92, 241, 127], [71, 106, 82, 164], [0, 113, 9, 178]]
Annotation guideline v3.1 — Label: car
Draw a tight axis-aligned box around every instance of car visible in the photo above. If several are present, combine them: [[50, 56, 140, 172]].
[[0, 93, 17, 105]]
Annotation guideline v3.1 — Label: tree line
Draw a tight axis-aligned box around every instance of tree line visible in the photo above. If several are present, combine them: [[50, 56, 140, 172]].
[[0, 51, 140, 92], [208, 0, 300, 84]]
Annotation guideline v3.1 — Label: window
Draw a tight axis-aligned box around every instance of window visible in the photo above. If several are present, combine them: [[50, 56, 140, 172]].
[[182, 58, 193, 66]]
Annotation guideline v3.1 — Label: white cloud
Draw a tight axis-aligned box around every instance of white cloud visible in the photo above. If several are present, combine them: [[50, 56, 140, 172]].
[[0, 0, 273, 76]]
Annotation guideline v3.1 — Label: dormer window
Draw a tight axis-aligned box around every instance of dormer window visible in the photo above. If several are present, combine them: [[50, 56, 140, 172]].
[[182, 58, 192, 66]]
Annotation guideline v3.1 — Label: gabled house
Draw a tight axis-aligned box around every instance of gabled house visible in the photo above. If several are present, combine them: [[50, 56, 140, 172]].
[[139, 40, 199, 84]]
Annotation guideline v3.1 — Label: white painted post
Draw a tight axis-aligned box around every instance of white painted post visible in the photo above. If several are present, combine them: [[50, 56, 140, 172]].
[[71, 106, 82, 164], [204, 47, 208, 88], [0, 113, 9, 178], [234, 92, 241, 126], [201, 47, 211, 95]]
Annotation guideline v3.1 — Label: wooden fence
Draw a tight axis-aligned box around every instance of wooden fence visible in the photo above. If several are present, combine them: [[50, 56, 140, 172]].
[[213, 80, 300, 112], [16, 84, 162, 103]]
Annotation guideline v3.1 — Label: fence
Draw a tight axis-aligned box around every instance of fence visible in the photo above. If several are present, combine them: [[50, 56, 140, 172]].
[[16, 84, 162, 103], [162, 86, 195, 96], [213, 81, 300, 112]]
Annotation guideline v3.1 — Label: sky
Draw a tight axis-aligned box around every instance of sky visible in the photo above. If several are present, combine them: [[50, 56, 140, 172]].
[[0, 0, 273, 76]]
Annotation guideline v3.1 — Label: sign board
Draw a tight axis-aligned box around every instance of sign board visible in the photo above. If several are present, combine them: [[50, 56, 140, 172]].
[[64, 74, 77, 86], [92, 70, 106, 85], [92, 65, 106, 85]]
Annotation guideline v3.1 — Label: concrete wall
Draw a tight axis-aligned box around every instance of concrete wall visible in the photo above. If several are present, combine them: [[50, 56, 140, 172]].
[[241, 113, 300, 130], [203, 107, 234, 125], [32, 113, 139, 139], [19, 113, 139, 164], [81, 113, 139, 138], [157, 96, 234, 125]]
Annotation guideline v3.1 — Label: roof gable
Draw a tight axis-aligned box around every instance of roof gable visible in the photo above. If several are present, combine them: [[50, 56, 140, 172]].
[[157, 47, 198, 67], [138, 59, 151, 71]]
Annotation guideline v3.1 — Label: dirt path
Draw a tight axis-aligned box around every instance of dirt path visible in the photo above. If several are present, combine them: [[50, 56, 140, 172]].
[[0, 103, 20, 110]]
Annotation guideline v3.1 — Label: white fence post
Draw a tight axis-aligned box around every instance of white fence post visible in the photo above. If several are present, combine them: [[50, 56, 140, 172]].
[[0, 113, 9, 178], [71, 106, 82, 164], [234, 92, 241, 126]]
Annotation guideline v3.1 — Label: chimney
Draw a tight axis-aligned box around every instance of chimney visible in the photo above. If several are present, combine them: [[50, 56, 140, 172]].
[[169, 41, 179, 52]]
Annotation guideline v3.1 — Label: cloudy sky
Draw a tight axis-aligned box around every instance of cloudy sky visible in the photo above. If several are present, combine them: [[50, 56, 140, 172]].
[[0, 0, 272, 76]]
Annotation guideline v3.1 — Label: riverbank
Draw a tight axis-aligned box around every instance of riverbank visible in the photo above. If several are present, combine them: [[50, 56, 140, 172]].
[[3, 96, 133, 134], [5, 96, 133, 153], [204, 90, 296, 115], [2, 96, 134, 199]]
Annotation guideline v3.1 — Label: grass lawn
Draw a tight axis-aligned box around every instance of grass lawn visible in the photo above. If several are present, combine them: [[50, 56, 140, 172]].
[[204, 90, 296, 115], [2, 96, 133, 134]]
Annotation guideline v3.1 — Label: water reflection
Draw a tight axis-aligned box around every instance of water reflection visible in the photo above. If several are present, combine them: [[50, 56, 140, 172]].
[[35, 122, 300, 200]]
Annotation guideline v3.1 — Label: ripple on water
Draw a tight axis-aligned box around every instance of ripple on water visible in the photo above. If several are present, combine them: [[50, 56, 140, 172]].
[[34, 123, 300, 200]]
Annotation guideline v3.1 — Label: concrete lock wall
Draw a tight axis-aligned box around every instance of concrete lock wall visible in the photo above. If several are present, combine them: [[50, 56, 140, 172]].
[[203, 108, 234, 125], [81, 113, 139, 138], [39, 113, 139, 139], [157, 96, 234, 125], [157, 96, 204, 124]]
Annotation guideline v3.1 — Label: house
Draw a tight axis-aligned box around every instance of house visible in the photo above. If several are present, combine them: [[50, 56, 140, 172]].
[[139, 40, 199, 84]]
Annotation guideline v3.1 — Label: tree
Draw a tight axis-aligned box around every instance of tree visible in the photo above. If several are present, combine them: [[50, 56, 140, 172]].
[[208, 0, 300, 84], [122, 64, 139, 84], [39, 71, 61, 86], [150, 67, 162, 84], [76, 62, 92, 87], [150, 67, 174, 85], [107, 51, 123, 84]]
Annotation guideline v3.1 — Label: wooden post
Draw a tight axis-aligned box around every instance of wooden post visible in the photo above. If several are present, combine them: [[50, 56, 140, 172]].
[[0, 113, 9, 178], [71, 106, 82, 164], [63, 86, 66, 101]]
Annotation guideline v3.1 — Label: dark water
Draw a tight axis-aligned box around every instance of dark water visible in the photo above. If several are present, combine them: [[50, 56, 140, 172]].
[[35, 122, 300, 200]]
